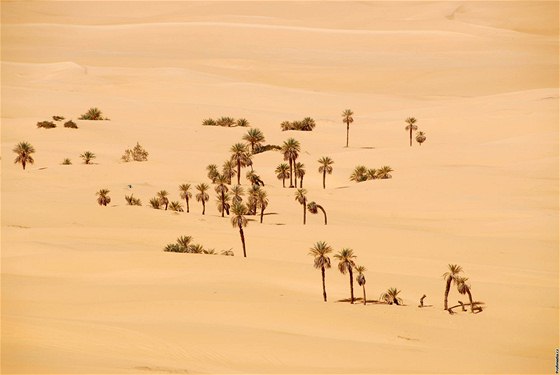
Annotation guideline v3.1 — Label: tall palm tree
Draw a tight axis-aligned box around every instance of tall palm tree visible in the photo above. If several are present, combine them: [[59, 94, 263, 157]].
[[334, 248, 357, 304], [307, 201, 327, 225], [246, 185, 260, 215], [405, 117, 418, 147], [380, 288, 403, 305], [256, 189, 269, 223], [195, 183, 210, 215], [222, 160, 237, 184], [206, 164, 219, 183], [231, 202, 248, 257], [230, 143, 251, 185], [376, 166, 393, 179], [355, 265, 367, 305], [179, 183, 192, 213], [350, 165, 368, 182], [80, 151, 96, 164], [157, 190, 169, 210], [231, 184, 244, 204], [96, 189, 111, 206], [295, 162, 305, 188], [294, 188, 307, 224], [309, 241, 333, 302], [215, 175, 229, 217], [242, 128, 265, 153], [281, 138, 300, 188], [275, 163, 290, 188], [416, 131, 426, 146], [13, 141, 35, 170], [456, 276, 475, 313], [443, 264, 463, 310], [318, 156, 334, 189], [342, 109, 354, 147]]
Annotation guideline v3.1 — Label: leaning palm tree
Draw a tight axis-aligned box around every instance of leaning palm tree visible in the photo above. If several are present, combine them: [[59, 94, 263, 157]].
[[242, 128, 265, 153], [295, 162, 306, 188], [206, 164, 219, 183], [355, 265, 367, 305], [294, 188, 307, 224], [275, 163, 290, 188], [195, 183, 210, 215], [80, 151, 96, 164], [309, 241, 333, 302], [96, 189, 111, 206], [376, 166, 393, 179], [157, 190, 169, 210], [334, 248, 357, 304], [456, 276, 475, 313], [342, 109, 354, 147], [380, 288, 403, 305], [405, 117, 418, 147], [443, 264, 463, 311], [230, 202, 248, 257], [231, 184, 244, 204], [13, 141, 35, 170], [230, 143, 251, 185], [318, 156, 334, 189], [350, 165, 368, 182], [416, 131, 426, 146], [215, 174, 229, 217], [307, 201, 328, 225], [222, 160, 237, 184], [256, 189, 269, 223], [179, 183, 192, 213], [281, 138, 301, 188]]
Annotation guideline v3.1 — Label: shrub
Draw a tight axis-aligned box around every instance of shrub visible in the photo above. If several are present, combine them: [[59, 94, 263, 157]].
[[221, 249, 235, 256], [216, 116, 236, 127], [62, 158, 72, 165], [125, 194, 142, 206], [80, 151, 96, 164], [202, 118, 217, 126], [253, 144, 281, 154], [149, 197, 162, 209], [202, 117, 249, 127], [121, 142, 149, 162], [280, 117, 316, 131], [169, 201, 184, 212], [37, 121, 56, 129], [64, 120, 78, 129], [52, 115, 65, 121], [79, 107, 108, 120]]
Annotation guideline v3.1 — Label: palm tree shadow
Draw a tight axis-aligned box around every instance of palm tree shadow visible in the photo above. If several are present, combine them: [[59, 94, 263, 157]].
[[448, 301, 485, 314], [360, 146, 376, 149], [336, 298, 395, 305]]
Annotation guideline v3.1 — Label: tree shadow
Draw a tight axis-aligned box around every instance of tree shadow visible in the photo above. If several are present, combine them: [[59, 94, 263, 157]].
[[360, 146, 376, 149], [448, 301, 485, 314], [336, 298, 405, 306]]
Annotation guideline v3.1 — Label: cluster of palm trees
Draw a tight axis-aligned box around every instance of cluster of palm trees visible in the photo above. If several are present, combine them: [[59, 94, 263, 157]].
[[443, 264, 478, 313], [163, 235, 234, 256], [294, 189, 328, 225], [280, 117, 316, 131], [404, 117, 427, 146], [350, 165, 393, 182], [202, 117, 249, 127]]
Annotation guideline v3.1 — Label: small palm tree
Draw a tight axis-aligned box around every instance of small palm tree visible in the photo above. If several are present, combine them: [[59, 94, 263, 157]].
[[206, 164, 219, 183], [13, 142, 35, 170], [62, 158, 72, 165], [246, 185, 260, 215], [318, 156, 334, 189], [405, 117, 418, 147], [79, 107, 105, 120], [190, 244, 205, 254], [231, 184, 244, 204], [176, 235, 193, 250], [456, 276, 475, 313], [236, 118, 250, 127], [96, 189, 111, 206], [380, 288, 403, 305], [202, 118, 216, 126], [230, 143, 251, 185], [275, 163, 290, 188], [256, 189, 269, 223], [125, 194, 141, 206], [80, 151, 96, 164], [242, 128, 265, 153], [366, 168, 377, 180], [157, 190, 169, 210], [334, 248, 357, 304], [295, 162, 305, 188], [280, 121, 292, 131], [350, 165, 368, 182], [307, 201, 327, 225], [355, 265, 367, 305], [300, 117, 316, 131], [309, 241, 333, 302], [169, 201, 184, 212], [195, 183, 210, 215], [217, 116, 235, 127], [215, 175, 230, 217], [222, 160, 237, 184], [230, 202, 248, 257], [416, 131, 426, 146], [443, 264, 463, 310], [342, 109, 354, 147], [179, 184, 192, 213], [376, 166, 393, 179], [294, 188, 307, 225], [149, 197, 161, 209], [281, 138, 301, 188]]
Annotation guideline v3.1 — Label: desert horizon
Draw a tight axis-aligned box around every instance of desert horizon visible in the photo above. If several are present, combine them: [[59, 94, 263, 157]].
[[1, 1, 559, 374]]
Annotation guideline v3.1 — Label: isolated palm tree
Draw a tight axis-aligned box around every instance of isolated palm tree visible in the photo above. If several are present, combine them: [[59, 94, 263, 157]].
[[309, 241, 333, 302], [443, 264, 463, 310], [376, 166, 393, 179], [380, 288, 403, 305], [195, 183, 210, 215], [294, 188, 307, 224], [157, 190, 169, 210], [318, 156, 334, 189], [342, 109, 354, 147], [206, 164, 219, 183], [242, 128, 265, 153], [256, 189, 269, 223], [169, 201, 184, 212], [13, 142, 35, 170], [355, 265, 367, 305], [405, 117, 418, 147], [456, 276, 475, 313], [295, 162, 306, 188], [307, 201, 327, 225], [231, 202, 248, 257], [222, 160, 237, 184], [96, 189, 111, 206], [230, 143, 251, 185], [179, 183, 192, 212], [231, 184, 244, 204], [334, 248, 357, 304], [275, 163, 290, 188], [215, 175, 229, 217], [416, 131, 426, 146], [79, 107, 104, 120], [281, 138, 300, 188], [80, 151, 96, 164], [350, 165, 368, 182]]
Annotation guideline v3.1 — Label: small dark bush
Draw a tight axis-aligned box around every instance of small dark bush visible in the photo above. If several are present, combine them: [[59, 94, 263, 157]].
[[64, 120, 78, 129], [53, 115, 65, 121], [37, 121, 56, 129], [253, 144, 282, 154]]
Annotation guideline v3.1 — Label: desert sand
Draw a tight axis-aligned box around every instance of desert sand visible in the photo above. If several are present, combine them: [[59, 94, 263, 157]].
[[1, 1, 558, 374]]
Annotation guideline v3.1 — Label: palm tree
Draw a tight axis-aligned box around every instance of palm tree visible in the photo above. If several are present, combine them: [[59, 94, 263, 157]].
[[456, 276, 475, 313], [300, 117, 316, 131], [195, 183, 210, 215], [169, 201, 184, 212], [80, 151, 96, 164], [79, 107, 104, 120], [281, 138, 300, 188], [366, 168, 378, 180], [215, 175, 229, 217], [307, 201, 327, 225], [256, 189, 269, 223], [295, 162, 305, 188], [96, 189, 111, 206], [216, 192, 231, 216], [231, 185, 244, 204], [334, 248, 357, 304], [222, 160, 237, 184], [157, 190, 169, 210], [230, 143, 251, 185], [206, 164, 219, 183], [309, 241, 333, 302], [405, 117, 418, 147], [179, 184, 192, 213], [242, 128, 265, 153], [295, 188, 307, 224], [13, 142, 35, 170], [355, 265, 367, 305], [376, 166, 393, 179], [176, 235, 193, 251], [202, 118, 216, 126], [149, 197, 161, 209], [416, 131, 426, 146], [217, 116, 235, 127], [236, 118, 249, 127], [350, 165, 368, 182], [342, 109, 354, 147], [280, 121, 292, 131], [317, 156, 334, 189], [380, 288, 403, 305], [246, 170, 264, 186], [246, 185, 260, 215], [275, 163, 290, 188], [230, 202, 248, 257], [443, 264, 463, 310]]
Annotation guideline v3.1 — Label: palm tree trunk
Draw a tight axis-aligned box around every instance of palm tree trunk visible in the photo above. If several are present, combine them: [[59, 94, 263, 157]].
[[362, 285, 367, 305], [346, 120, 350, 147], [321, 266, 327, 302], [349, 266, 354, 304], [282, 177, 286, 188], [22, 161, 26, 170], [186, 197, 190, 213], [237, 160, 241, 185], [300, 175, 303, 188], [289, 159, 293, 188], [294, 167, 298, 188], [303, 198, 307, 225], [221, 191, 225, 217], [467, 288, 474, 313], [318, 205, 327, 225], [239, 225, 247, 257], [444, 277, 451, 310], [323, 170, 326, 189], [409, 128, 413, 147], [202, 200, 206, 215], [165, 202, 168, 210], [260, 206, 264, 223]]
